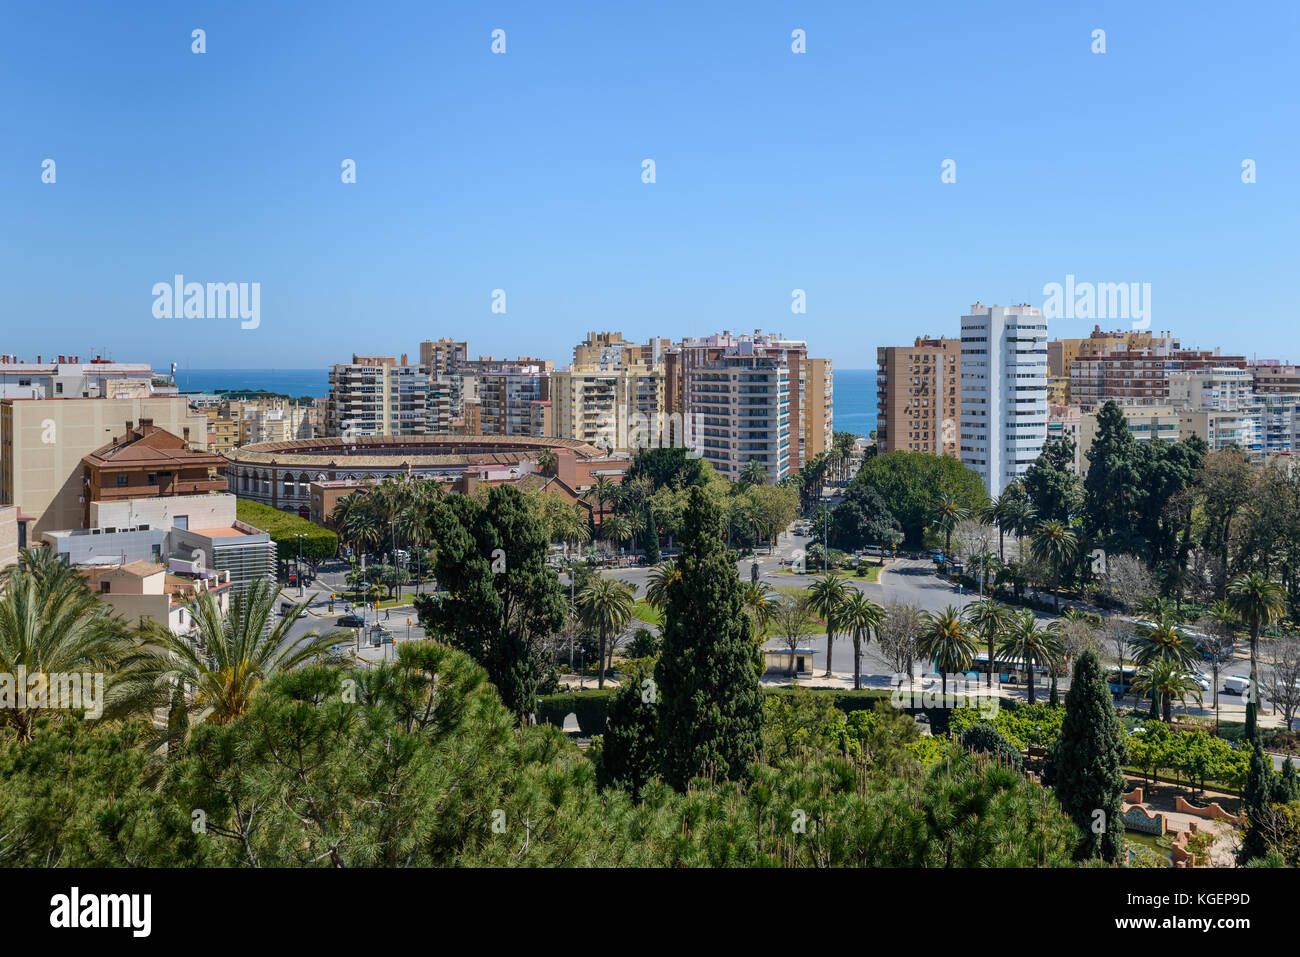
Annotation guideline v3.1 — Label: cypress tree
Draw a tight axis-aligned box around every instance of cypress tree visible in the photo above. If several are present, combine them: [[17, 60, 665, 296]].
[[655, 486, 763, 789], [644, 503, 660, 564], [1240, 738, 1275, 863], [1049, 650, 1127, 862], [598, 664, 658, 800], [1274, 756, 1300, 804]]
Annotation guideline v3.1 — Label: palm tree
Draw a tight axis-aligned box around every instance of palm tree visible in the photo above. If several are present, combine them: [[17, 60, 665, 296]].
[[1133, 660, 1203, 723], [740, 581, 776, 640], [1006, 499, 1037, 561], [602, 513, 634, 553], [139, 578, 346, 735], [997, 609, 1061, 705], [964, 598, 1013, 690], [841, 591, 885, 690], [0, 549, 155, 742], [808, 573, 851, 677], [574, 578, 635, 688], [1132, 610, 1198, 669], [1030, 520, 1077, 611], [592, 475, 618, 525], [739, 459, 769, 488], [645, 560, 680, 613], [1226, 571, 1287, 736], [536, 447, 558, 475], [919, 605, 977, 694], [933, 493, 969, 559]]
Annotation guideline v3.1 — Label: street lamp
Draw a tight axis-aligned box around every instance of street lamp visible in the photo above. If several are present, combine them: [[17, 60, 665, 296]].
[[293, 532, 306, 598]]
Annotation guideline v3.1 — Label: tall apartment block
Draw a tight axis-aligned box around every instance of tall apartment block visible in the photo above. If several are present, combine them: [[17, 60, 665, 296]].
[[551, 332, 665, 452], [800, 357, 834, 462], [663, 330, 828, 477], [959, 303, 1049, 497], [875, 337, 961, 456], [474, 361, 550, 437], [325, 355, 432, 437], [418, 339, 469, 376], [689, 350, 790, 482]]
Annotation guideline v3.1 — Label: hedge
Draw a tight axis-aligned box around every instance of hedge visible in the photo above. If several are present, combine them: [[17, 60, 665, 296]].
[[536, 690, 618, 735], [235, 499, 338, 564], [534, 684, 1004, 737]]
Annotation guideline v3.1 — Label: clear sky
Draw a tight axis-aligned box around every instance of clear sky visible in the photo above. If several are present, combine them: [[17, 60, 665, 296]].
[[2, 1, 1296, 371]]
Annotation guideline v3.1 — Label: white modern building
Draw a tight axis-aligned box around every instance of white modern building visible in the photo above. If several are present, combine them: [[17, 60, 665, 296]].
[[959, 303, 1049, 496]]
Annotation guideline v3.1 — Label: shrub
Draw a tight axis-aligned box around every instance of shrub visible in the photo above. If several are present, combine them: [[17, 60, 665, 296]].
[[959, 722, 1023, 770]]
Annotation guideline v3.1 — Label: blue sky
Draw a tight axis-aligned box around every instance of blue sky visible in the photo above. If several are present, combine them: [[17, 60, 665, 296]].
[[2, 1, 1296, 371]]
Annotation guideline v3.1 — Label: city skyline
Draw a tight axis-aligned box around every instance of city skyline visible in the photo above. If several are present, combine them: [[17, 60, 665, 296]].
[[5, 1, 1297, 370]]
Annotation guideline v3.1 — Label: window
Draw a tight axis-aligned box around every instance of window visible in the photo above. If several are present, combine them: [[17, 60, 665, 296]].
[[117, 475, 129, 487], [147, 472, 158, 485]]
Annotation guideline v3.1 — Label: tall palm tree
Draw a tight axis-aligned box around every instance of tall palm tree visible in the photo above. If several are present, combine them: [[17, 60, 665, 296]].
[[841, 591, 885, 690], [645, 560, 680, 612], [1226, 571, 1287, 737], [139, 578, 345, 736], [933, 493, 969, 558], [808, 573, 851, 676], [964, 598, 1013, 690], [592, 475, 618, 525], [0, 549, 155, 741], [1030, 520, 1078, 611], [574, 578, 635, 688], [919, 605, 977, 694], [1133, 660, 1203, 723], [740, 581, 776, 640], [1006, 499, 1037, 561], [996, 609, 1061, 705]]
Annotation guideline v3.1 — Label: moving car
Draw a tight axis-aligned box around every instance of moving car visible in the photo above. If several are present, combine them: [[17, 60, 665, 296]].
[[337, 614, 365, 628]]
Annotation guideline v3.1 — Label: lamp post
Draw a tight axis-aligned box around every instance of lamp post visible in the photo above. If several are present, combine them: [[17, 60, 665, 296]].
[[294, 533, 306, 597]]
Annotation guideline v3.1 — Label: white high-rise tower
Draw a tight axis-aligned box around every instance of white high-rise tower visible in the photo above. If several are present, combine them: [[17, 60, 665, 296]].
[[959, 303, 1048, 497]]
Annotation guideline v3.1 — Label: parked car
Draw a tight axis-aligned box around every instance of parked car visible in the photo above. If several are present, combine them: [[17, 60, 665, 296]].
[[337, 614, 365, 628]]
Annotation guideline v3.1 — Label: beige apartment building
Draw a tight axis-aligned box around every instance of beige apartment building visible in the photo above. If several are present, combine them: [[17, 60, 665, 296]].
[[0, 396, 208, 537], [801, 357, 834, 461], [875, 337, 961, 456], [418, 339, 469, 375], [550, 335, 665, 452]]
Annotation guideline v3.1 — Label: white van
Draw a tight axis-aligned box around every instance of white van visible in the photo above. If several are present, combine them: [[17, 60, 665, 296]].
[[1222, 674, 1252, 696]]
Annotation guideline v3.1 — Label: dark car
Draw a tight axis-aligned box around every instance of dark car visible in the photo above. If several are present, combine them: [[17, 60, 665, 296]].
[[337, 614, 365, 628]]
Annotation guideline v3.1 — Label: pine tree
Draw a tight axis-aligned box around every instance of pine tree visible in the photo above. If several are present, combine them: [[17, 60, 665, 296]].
[[1049, 650, 1127, 862], [655, 486, 763, 789], [1240, 738, 1276, 863]]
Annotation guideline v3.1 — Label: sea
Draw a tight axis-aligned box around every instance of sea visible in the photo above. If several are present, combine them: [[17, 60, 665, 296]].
[[175, 367, 880, 437]]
